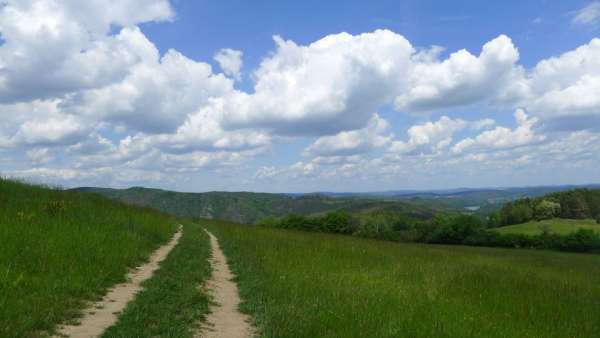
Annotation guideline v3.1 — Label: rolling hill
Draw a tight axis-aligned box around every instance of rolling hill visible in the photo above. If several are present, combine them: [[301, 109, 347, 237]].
[[72, 187, 455, 224]]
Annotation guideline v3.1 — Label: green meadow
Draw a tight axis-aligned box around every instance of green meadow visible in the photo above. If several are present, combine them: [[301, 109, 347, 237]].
[[102, 221, 212, 337], [0, 179, 177, 337], [206, 220, 600, 338], [492, 218, 600, 236]]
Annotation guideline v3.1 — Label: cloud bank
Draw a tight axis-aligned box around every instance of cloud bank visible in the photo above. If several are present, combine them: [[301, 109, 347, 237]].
[[1, 0, 599, 190]]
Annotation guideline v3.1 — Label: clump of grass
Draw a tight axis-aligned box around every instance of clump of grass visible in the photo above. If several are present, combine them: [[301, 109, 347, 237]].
[[206, 219, 600, 338], [102, 221, 212, 337], [0, 178, 177, 337]]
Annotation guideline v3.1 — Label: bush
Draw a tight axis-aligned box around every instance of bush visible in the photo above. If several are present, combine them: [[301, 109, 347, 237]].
[[560, 229, 600, 252], [320, 211, 355, 234], [429, 215, 485, 244], [534, 200, 561, 221], [355, 213, 395, 240]]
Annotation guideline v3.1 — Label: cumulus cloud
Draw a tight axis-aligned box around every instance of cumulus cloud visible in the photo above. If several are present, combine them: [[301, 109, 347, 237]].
[[214, 48, 243, 80], [0, 0, 173, 103], [221, 30, 414, 136], [304, 114, 392, 157], [520, 38, 600, 131], [1, 0, 599, 190], [451, 109, 545, 154], [394, 35, 523, 112], [63, 42, 234, 133], [389, 116, 468, 155]]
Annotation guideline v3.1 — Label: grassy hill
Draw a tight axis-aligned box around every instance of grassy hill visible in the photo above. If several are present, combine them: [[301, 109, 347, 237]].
[[492, 218, 600, 236], [206, 219, 600, 337], [0, 179, 178, 337], [73, 187, 452, 224]]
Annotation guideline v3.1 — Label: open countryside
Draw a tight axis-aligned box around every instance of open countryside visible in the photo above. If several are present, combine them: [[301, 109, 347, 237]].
[[2, 0, 600, 337]]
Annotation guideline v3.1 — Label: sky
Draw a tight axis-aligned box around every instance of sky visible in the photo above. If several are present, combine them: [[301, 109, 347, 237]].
[[1, 0, 600, 193]]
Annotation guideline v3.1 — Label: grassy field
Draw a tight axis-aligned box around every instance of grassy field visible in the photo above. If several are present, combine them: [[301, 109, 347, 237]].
[[102, 221, 211, 337], [206, 220, 600, 338], [0, 179, 177, 337], [492, 218, 600, 236]]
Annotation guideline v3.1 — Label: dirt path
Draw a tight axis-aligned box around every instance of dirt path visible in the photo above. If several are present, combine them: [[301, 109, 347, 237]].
[[55, 226, 183, 338], [197, 230, 254, 338]]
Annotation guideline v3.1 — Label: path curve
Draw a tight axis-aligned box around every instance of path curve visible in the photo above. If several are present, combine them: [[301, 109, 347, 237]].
[[55, 226, 183, 338], [197, 230, 254, 338]]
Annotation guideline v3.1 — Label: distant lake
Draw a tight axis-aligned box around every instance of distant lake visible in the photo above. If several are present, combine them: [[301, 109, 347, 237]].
[[464, 206, 481, 211]]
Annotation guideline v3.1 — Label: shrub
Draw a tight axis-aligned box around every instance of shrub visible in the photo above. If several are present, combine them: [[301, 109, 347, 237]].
[[430, 215, 485, 244], [560, 229, 600, 252], [320, 211, 355, 234], [534, 200, 561, 221]]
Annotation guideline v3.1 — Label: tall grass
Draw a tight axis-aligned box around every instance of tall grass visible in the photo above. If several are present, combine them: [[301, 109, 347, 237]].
[[206, 220, 600, 338], [0, 178, 177, 337]]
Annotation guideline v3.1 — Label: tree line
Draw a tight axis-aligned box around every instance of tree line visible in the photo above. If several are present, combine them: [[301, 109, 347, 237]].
[[260, 208, 600, 254], [489, 189, 600, 227]]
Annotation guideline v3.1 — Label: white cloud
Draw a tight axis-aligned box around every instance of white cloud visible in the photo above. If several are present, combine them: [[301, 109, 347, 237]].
[[0, 0, 599, 190], [451, 109, 545, 154], [520, 38, 600, 130], [573, 2, 600, 25], [389, 116, 468, 155], [0, 0, 173, 103], [221, 30, 414, 136], [214, 48, 243, 80], [304, 114, 391, 156], [394, 35, 523, 112]]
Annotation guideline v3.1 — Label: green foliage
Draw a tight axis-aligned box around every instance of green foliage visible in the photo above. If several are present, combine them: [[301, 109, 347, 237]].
[[0, 178, 176, 337], [487, 211, 501, 228], [320, 211, 356, 234], [266, 210, 600, 254], [206, 220, 600, 338], [264, 210, 415, 241], [534, 200, 561, 221], [492, 218, 600, 236], [497, 189, 600, 227], [75, 187, 447, 225]]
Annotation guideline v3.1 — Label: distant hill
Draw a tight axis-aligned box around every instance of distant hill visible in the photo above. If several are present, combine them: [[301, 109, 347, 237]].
[[72, 187, 453, 224], [312, 184, 600, 204]]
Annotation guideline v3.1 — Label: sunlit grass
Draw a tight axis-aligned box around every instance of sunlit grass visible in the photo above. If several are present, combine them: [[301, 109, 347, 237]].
[[0, 178, 177, 337], [492, 218, 600, 236], [206, 220, 600, 338]]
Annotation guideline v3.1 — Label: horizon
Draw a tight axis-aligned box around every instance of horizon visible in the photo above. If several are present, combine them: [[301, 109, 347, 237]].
[[70, 181, 600, 195], [1, 0, 600, 192]]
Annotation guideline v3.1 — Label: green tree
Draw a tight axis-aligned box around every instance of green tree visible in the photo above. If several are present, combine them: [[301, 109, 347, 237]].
[[534, 200, 561, 221]]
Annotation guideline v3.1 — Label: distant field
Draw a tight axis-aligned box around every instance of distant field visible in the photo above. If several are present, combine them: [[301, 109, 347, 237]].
[[206, 220, 600, 338], [492, 218, 600, 236], [0, 179, 177, 337]]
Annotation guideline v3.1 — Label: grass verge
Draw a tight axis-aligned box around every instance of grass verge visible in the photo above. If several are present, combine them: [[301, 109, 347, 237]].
[[102, 221, 212, 337], [0, 179, 176, 337], [206, 219, 600, 338]]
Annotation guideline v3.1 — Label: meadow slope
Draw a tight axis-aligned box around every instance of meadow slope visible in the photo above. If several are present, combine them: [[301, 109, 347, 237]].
[[206, 220, 600, 338], [0, 179, 177, 337]]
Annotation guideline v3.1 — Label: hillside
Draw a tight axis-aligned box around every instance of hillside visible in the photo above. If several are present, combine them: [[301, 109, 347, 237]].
[[0, 179, 178, 337], [491, 188, 600, 227], [73, 187, 452, 224], [206, 219, 600, 337]]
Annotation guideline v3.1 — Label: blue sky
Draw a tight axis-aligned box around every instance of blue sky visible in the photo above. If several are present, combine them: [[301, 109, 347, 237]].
[[1, 0, 600, 192]]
